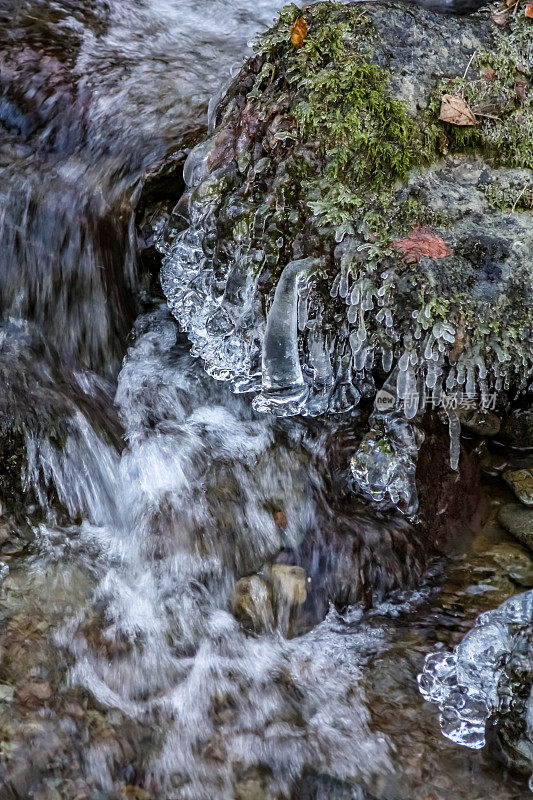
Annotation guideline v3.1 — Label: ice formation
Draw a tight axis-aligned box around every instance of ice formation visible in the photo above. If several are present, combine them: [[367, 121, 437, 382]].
[[158, 2, 533, 508], [418, 591, 533, 752], [350, 374, 425, 515], [252, 257, 320, 414]]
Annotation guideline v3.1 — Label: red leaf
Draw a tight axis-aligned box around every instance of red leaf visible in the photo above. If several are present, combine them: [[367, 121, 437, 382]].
[[392, 229, 451, 264]]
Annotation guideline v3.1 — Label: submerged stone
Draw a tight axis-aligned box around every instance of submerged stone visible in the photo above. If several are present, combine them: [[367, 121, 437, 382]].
[[270, 563, 307, 607], [503, 468, 533, 507], [499, 504, 533, 551]]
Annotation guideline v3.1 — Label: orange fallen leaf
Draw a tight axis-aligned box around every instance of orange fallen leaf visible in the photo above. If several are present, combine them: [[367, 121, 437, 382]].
[[392, 229, 451, 264], [439, 95, 477, 126], [525, 3, 533, 17], [291, 17, 307, 48]]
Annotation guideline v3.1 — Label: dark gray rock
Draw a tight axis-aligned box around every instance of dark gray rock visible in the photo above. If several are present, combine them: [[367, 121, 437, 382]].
[[504, 407, 533, 450], [160, 1, 533, 424]]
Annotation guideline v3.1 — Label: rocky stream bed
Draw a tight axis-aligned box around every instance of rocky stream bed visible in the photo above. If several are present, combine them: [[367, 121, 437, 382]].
[[0, 0, 532, 797]]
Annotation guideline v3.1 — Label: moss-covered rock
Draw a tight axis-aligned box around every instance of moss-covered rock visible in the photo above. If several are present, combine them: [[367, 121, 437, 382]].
[[160, 0, 533, 427]]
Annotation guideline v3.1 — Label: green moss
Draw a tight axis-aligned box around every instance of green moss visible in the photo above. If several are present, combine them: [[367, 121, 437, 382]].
[[249, 2, 429, 241]]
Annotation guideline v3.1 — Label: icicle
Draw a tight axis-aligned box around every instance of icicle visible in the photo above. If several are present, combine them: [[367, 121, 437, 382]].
[[309, 330, 334, 387], [398, 350, 410, 372], [382, 349, 393, 372], [397, 368, 407, 399], [404, 366, 419, 420], [424, 337, 435, 361], [446, 406, 461, 471], [330, 273, 341, 298], [465, 365, 476, 398], [350, 331, 362, 355], [354, 346, 367, 372], [297, 285, 309, 331], [339, 272, 349, 299], [255, 257, 321, 413], [426, 362, 439, 390], [349, 284, 361, 306], [446, 367, 456, 392]]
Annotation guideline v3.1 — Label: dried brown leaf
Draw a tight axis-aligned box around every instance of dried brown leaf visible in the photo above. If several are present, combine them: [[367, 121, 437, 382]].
[[439, 95, 477, 126], [525, 3, 533, 17], [291, 17, 307, 48]]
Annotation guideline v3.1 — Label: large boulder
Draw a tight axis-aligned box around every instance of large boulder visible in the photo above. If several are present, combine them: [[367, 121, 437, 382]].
[[160, 0, 533, 428]]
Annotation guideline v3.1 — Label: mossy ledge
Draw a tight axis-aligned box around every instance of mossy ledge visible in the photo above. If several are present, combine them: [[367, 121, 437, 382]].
[[160, 0, 533, 424]]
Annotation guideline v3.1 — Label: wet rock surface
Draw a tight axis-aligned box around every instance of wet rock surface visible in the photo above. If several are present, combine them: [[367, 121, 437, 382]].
[[504, 406, 533, 450], [503, 468, 533, 507], [457, 403, 501, 438], [499, 504, 533, 551]]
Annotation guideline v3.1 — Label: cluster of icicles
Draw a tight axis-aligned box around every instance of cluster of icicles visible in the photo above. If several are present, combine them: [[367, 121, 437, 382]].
[[418, 590, 533, 787], [160, 136, 530, 454]]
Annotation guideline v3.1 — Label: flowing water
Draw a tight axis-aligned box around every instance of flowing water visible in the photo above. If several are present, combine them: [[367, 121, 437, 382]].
[[0, 1, 531, 799]]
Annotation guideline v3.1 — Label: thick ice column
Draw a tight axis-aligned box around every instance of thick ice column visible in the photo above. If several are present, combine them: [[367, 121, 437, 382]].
[[253, 257, 321, 415]]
